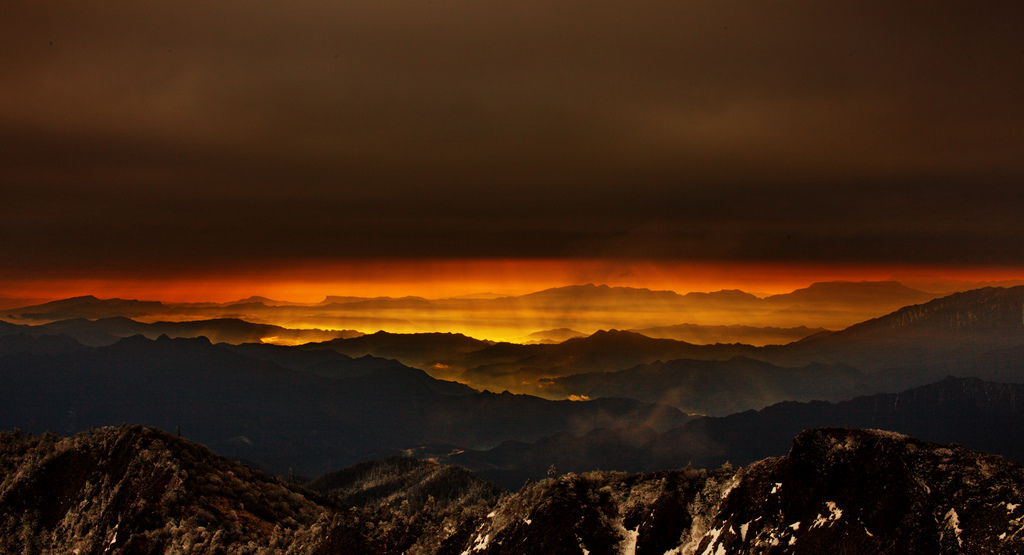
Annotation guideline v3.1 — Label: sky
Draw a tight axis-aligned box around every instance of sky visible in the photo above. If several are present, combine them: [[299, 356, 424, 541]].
[[2, 1, 1023, 301]]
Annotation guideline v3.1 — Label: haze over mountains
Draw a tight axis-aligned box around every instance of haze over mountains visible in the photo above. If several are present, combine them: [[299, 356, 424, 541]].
[[7, 0, 1022, 548], [5, 280, 1024, 551], [0, 279, 956, 344], [1, 281, 1024, 481], [2, 281, 1023, 403], [0, 333, 689, 477]]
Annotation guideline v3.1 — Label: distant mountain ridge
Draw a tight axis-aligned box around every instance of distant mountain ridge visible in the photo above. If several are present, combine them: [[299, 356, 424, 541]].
[[0, 333, 687, 477], [763, 279, 936, 306], [522, 328, 586, 344], [5, 283, 1024, 553], [503, 283, 686, 303], [631, 322, 827, 346], [540, 356, 867, 416], [439, 376, 1024, 489], [0, 295, 51, 311], [443, 286, 1024, 398], [1, 279, 945, 340], [0, 316, 360, 346], [2, 295, 168, 320], [3, 285, 1022, 406], [455, 329, 758, 393], [767, 285, 1024, 375]]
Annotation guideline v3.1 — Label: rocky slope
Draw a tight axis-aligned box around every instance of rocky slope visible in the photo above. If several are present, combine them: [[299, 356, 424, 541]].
[[770, 286, 1024, 376], [0, 425, 331, 555], [307, 456, 503, 516], [462, 428, 1024, 555], [3, 426, 1024, 554]]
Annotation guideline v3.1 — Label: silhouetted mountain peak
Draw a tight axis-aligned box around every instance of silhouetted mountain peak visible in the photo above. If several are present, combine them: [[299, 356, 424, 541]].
[[769, 286, 1024, 373], [227, 295, 301, 306], [871, 285, 1024, 330], [318, 330, 493, 358], [112, 333, 152, 346], [110, 334, 218, 358], [67, 294, 100, 302], [681, 288, 762, 303], [571, 328, 686, 348], [586, 328, 645, 339], [3, 296, 167, 322], [765, 280, 936, 307], [523, 328, 586, 344], [94, 315, 138, 325], [517, 283, 684, 302], [887, 375, 1024, 414]]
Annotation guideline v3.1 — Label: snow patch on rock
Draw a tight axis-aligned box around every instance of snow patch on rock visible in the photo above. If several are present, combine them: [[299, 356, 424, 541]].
[[465, 533, 491, 554], [619, 526, 639, 555], [698, 526, 723, 555], [811, 502, 843, 528], [944, 508, 963, 547]]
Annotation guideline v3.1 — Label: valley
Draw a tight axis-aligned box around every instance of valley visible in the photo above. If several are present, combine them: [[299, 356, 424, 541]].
[[3, 281, 1024, 552]]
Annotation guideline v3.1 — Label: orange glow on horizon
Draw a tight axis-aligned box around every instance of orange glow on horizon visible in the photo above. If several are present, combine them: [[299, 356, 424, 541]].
[[2, 259, 1024, 305]]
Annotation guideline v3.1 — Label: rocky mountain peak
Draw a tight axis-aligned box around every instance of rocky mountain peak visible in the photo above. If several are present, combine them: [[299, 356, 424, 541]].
[[466, 428, 1024, 555], [0, 425, 329, 554], [705, 427, 1024, 554], [4, 426, 1024, 554]]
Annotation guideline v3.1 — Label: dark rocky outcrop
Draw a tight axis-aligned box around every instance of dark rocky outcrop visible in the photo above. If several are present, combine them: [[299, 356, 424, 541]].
[[465, 428, 1024, 554], [0, 425, 330, 555], [4, 426, 1023, 554]]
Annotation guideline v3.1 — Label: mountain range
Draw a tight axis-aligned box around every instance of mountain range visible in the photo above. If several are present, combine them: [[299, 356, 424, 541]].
[[3, 309, 1024, 491], [0, 280, 950, 342], [0, 315, 360, 346], [4, 425, 1023, 554], [324, 285, 1024, 402], [537, 356, 867, 416], [6, 284, 1022, 407], [4, 283, 1024, 551], [442, 375, 1024, 490], [0, 333, 687, 477], [2, 286, 1023, 440], [629, 323, 828, 346]]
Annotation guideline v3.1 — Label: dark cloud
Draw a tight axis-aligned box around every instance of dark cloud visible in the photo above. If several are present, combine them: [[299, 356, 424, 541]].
[[2, 1, 1022, 278]]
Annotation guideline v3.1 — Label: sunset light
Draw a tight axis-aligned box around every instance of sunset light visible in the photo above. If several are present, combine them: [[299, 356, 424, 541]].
[[3, 2, 1024, 552], [4, 259, 1024, 343], [5, 259, 1023, 306]]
